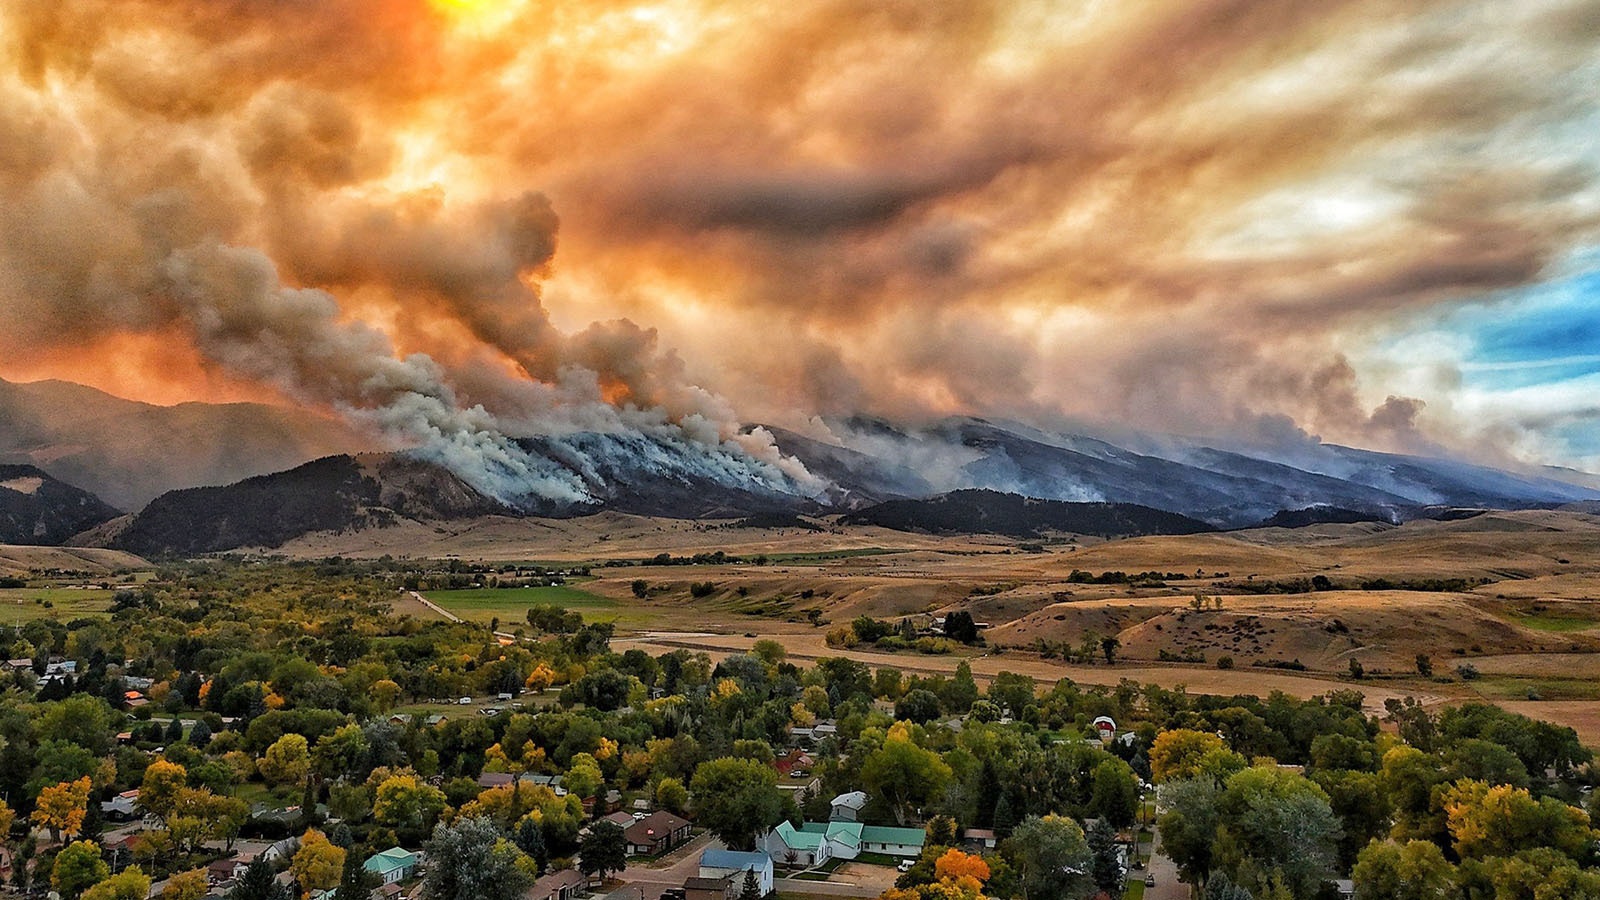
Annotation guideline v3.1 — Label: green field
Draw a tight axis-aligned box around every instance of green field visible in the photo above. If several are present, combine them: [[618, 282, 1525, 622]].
[[1474, 675, 1600, 701], [0, 588, 115, 624], [1504, 612, 1600, 633], [423, 585, 665, 629]]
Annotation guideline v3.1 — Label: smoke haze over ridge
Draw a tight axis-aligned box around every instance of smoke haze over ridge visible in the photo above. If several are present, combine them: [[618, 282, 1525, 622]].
[[2, 0, 1599, 504]]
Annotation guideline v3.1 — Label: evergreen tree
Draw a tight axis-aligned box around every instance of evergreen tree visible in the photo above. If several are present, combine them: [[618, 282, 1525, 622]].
[[333, 851, 376, 900], [514, 817, 547, 874], [188, 719, 212, 748], [165, 718, 184, 744], [739, 868, 762, 900], [1087, 818, 1122, 895], [1203, 871, 1254, 900], [229, 858, 290, 900]]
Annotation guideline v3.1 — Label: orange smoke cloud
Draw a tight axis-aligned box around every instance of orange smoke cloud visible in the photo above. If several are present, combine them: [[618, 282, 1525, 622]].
[[0, 0, 1597, 467]]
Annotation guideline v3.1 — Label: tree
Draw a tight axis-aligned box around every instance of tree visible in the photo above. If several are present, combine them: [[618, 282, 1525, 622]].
[[1312, 769, 1389, 870], [140, 759, 189, 820], [292, 829, 346, 895], [631, 579, 649, 598], [0, 798, 13, 844], [689, 758, 787, 851], [1086, 818, 1122, 895], [925, 815, 958, 848], [655, 777, 689, 815], [578, 820, 627, 882], [1440, 780, 1594, 861], [372, 774, 450, 845], [34, 776, 92, 841], [1351, 840, 1456, 900], [1100, 636, 1120, 666], [53, 841, 111, 900], [739, 868, 763, 900], [1010, 816, 1091, 900], [943, 612, 979, 645], [333, 851, 378, 900], [229, 857, 290, 900], [514, 817, 547, 873], [259, 733, 311, 786], [1089, 759, 1140, 829], [1150, 730, 1233, 784], [563, 753, 605, 801], [1202, 872, 1254, 900], [161, 869, 210, 900], [894, 690, 943, 724], [369, 679, 402, 712], [934, 848, 991, 884], [82, 868, 151, 900], [1213, 766, 1341, 900], [860, 731, 953, 825], [1157, 777, 1222, 887], [1414, 653, 1432, 677], [421, 816, 535, 900]]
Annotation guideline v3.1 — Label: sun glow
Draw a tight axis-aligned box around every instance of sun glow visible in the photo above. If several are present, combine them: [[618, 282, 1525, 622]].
[[428, 0, 523, 32]]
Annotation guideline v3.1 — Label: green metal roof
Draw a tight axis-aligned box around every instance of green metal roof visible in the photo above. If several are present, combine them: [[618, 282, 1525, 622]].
[[860, 825, 926, 846], [363, 848, 418, 875]]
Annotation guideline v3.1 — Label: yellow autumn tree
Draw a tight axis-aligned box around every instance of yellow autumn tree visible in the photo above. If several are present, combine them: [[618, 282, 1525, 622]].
[[138, 759, 188, 820], [160, 869, 210, 900], [525, 663, 557, 693], [33, 777, 92, 842], [291, 829, 346, 895]]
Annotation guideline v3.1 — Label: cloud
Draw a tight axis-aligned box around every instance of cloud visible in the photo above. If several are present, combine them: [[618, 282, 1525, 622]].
[[0, 0, 1597, 479]]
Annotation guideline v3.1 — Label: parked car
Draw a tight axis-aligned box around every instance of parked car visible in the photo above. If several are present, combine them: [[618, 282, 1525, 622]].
[[897, 860, 915, 872], [1144, 873, 1156, 887], [458, 697, 472, 705]]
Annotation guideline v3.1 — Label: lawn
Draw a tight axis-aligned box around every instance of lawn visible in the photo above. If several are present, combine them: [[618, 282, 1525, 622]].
[[423, 585, 665, 630], [0, 588, 115, 624], [1123, 880, 1146, 899]]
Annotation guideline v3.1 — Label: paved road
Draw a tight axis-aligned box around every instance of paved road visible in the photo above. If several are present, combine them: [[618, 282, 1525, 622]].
[[1144, 825, 1187, 900]]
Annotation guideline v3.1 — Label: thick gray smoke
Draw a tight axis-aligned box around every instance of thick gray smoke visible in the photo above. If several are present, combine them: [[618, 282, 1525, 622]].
[[153, 241, 820, 508]]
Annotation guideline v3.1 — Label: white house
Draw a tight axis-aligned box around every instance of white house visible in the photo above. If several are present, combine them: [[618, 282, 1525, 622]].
[[829, 791, 867, 822], [699, 849, 774, 896]]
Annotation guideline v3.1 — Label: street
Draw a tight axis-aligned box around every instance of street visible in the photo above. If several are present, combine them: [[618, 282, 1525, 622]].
[[1144, 825, 1188, 900]]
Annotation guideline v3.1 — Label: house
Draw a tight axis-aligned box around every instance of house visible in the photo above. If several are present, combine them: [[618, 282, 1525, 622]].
[[525, 774, 567, 796], [698, 849, 773, 897], [829, 792, 867, 822], [528, 868, 584, 900], [264, 836, 301, 864], [859, 825, 925, 858], [4, 658, 30, 671], [364, 848, 420, 885], [762, 822, 861, 868], [959, 828, 997, 851], [787, 720, 838, 747], [101, 790, 140, 821], [207, 858, 245, 886], [683, 875, 731, 900], [623, 810, 692, 856], [1333, 880, 1355, 899], [477, 772, 520, 790]]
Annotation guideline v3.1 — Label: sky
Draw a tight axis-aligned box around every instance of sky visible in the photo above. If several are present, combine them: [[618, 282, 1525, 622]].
[[1, 0, 1599, 472]]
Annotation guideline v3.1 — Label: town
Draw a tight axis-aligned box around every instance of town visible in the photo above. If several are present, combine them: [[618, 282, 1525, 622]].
[[0, 560, 1596, 900]]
